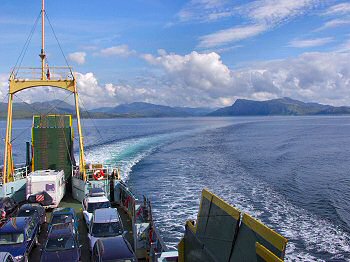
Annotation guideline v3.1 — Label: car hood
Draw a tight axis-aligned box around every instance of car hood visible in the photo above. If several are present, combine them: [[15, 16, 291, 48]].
[[40, 248, 79, 262], [0, 243, 26, 257]]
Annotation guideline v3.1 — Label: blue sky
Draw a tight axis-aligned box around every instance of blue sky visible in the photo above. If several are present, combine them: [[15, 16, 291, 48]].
[[0, 0, 350, 108]]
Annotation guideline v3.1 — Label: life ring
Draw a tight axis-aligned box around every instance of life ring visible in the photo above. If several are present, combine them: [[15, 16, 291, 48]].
[[93, 169, 105, 180]]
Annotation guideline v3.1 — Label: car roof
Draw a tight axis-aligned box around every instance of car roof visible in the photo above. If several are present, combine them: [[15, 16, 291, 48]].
[[97, 237, 134, 260], [86, 196, 109, 203], [0, 217, 31, 232], [53, 207, 75, 215], [93, 208, 120, 223], [19, 204, 39, 210]]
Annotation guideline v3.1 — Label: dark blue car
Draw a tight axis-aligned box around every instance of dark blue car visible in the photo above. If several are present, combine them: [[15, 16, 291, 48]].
[[49, 207, 78, 231], [92, 236, 136, 262], [40, 223, 81, 262], [0, 216, 39, 262]]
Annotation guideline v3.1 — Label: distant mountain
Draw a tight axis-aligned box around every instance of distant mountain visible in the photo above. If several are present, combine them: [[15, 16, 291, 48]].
[[92, 102, 214, 117], [0, 100, 214, 119], [209, 97, 350, 116]]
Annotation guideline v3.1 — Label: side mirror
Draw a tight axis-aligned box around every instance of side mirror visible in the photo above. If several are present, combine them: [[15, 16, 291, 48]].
[[79, 244, 83, 248], [123, 230, 128, 236]]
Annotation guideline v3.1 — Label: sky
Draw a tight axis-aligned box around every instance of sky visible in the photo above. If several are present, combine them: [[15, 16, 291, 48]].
[[0, 0, 350, 109]]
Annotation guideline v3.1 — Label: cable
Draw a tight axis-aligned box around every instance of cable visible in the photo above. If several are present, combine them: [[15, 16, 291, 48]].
[[13, 12, 41, 77], [44, 12, 74, 78]]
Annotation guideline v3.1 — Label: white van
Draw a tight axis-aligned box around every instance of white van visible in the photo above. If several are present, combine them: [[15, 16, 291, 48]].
[[26, 170, 65, 208]]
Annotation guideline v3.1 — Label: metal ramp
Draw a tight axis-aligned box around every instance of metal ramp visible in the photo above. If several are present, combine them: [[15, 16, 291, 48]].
[[178, 189, 288, 262]]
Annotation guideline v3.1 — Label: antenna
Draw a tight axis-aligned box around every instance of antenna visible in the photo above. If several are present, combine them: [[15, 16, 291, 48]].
[[40, 0, 46, 80]]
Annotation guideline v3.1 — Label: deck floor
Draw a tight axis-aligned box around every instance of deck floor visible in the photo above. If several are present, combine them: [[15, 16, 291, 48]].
[[29, 195, 133, 262]]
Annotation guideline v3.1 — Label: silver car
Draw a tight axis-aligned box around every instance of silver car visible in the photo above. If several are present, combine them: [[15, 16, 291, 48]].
[[87, 208, 124, 251]]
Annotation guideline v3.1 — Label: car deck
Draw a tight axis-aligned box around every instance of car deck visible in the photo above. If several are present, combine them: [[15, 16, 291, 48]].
[[29, 194, 134, 262]]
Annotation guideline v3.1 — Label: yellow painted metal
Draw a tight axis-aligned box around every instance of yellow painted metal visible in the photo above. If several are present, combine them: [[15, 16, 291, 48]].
[[3, 0, 86, 184], [74, 83, 86, 180], [41, 0, 46, 80], [178, 238, 185, 262], [201, 188, 241, 220], [3, 94, 13, 184], [256, 242, 283, 262], [186, 220, 197, 233], [242, 213, 288, 252], [9, 79, 75, 94]]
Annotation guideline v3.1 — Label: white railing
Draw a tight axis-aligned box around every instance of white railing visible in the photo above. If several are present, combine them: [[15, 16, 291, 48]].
[[12, 67, 74, 81]]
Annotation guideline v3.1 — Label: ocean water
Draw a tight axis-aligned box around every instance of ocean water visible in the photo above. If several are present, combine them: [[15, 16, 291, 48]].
[[1, 116, 350, 261]]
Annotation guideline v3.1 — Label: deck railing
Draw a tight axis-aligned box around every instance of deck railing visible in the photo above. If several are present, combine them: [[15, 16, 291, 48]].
[[0, 164, 29, 185], [11, 67, 74, 81]]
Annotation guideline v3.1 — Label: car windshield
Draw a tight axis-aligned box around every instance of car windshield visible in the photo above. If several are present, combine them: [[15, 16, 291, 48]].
[[45, 235, 76, 251], [91, 222, 123, 237], [51, 214, 73, 224], [87, 202, 111, 213], [17, 209, 35, 217], [0, 233, 24, 244]]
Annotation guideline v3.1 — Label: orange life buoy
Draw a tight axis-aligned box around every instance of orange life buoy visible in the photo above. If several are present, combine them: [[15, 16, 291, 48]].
[[93, 169, 105, 180]]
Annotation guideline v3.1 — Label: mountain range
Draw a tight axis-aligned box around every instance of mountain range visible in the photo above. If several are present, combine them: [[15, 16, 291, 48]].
[[1, 97, 350, 119]]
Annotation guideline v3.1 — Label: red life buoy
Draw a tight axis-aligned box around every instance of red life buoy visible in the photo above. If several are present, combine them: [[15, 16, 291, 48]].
[[93, 169, 105, 180]]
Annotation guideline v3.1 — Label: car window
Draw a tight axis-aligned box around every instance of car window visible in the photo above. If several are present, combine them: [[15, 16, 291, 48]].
[[45, 235, 76, 251], [91, 222, 123, 237], [26, 220, 36, 238], [87, 201, 111, 213], [0, 233, 24, 244], [51, 214, 73, 224]]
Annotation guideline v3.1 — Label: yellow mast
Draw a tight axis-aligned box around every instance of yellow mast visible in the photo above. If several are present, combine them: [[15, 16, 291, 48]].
[[40, 0, 46, 80], [3, 0, 86, 184]]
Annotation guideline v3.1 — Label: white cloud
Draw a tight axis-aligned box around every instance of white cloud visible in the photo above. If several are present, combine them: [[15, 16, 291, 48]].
[[68, 52, 86, 65], [177, 0, 230, 22], [140, 49, 350, 107], [316, 18, 350, 31], [0, 74, 7, 99], [4, 49, 350, 109], [99, 45, 136, 57], [195, 0, 321, 47], [322, 3, 350, 16], [198, 24, 267, 48], [288, 37, 333, 48]]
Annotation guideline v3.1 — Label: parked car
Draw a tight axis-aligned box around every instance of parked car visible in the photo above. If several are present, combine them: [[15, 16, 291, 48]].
[[88, 208, 124, 251], [82, 195, 110, 228], [49, 207, 78, 231], [17, 204, 46, 225], [0, 198, 19, 221], [40, 223, 81, 262], [92, 237, 136, 262], [0, 216, 40, 262], [0, 252, 15, 262]]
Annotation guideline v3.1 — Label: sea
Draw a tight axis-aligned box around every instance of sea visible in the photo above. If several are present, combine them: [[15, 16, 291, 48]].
[[1, 116, 350, 261]]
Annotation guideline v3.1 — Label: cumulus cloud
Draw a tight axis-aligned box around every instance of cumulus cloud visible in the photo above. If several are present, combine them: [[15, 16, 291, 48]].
[[68, 52, 86, 65], [141, 49, 350, 107], [99, 45, 136, 57], [288, 37, 333, 48], [3, 49, 350, 109]]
